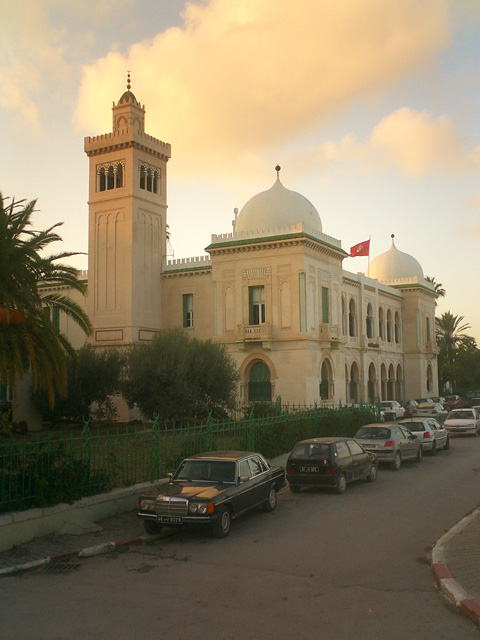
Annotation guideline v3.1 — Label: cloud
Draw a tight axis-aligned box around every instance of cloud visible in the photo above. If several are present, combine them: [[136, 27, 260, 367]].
[[287, 108, 480, 178], [74, 0, 453, 178]]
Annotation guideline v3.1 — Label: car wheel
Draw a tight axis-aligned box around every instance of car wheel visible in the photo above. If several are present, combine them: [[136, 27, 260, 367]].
[[143, 519, 163, 535], [416, 446, 423, 463], [391, 452, 401, 471], [430, 441, 437, 456], [263, 485, 277, 512], [289, 484, 301, 493], [211, 506, 231, 538], [366, 465, 377, 483], [335, 473, 347, 494]]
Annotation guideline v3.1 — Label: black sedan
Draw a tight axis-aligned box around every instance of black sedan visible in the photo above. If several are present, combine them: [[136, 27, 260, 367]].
[[137, 451, 286, 538], [286, 437, 378, 494]]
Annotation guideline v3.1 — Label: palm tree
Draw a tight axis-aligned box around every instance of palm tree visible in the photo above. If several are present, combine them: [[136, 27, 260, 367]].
[[425, 275, 446, 300], [0, 193, 92, 406], [435, 311, 471, 392]]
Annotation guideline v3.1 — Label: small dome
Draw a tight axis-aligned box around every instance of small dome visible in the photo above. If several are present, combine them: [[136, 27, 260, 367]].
[[118, 90, 139, 105], [367, 237, 424, 282], [235, 172, 322, 234]]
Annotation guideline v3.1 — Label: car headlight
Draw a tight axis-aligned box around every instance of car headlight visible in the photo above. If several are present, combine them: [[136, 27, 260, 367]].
[[140, 499, 155, 511], [188, 502, 208, 515]]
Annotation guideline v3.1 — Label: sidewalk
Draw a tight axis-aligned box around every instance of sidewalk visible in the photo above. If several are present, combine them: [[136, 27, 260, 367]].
[[432, 505, 480, 625]]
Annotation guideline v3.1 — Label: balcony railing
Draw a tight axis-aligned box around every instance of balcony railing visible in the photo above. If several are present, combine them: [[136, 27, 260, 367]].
[[237, 323, 272, 342]]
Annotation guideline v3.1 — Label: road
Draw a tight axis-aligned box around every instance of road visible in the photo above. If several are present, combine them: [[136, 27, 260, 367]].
[[1, 436, 480, 639]]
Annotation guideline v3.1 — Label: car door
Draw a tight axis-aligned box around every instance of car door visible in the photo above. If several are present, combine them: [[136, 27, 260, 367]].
[[428, 419, 446, 448], [398, 426, 418, 459], [347, 439, 370, 479], [333, 441, 354, 482], [234, 458, 256, 513]]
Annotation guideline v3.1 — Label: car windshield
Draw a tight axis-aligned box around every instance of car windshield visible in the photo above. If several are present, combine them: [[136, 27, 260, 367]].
[[173, 459, 236, 483], [290, 443, 330, 459], [355, 427, 390, 440], [447, 410, 474, 420]]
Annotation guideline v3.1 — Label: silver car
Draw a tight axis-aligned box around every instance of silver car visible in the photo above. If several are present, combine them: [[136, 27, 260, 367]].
[[354, 423, 422, 470], [400, 418, 449, 454]]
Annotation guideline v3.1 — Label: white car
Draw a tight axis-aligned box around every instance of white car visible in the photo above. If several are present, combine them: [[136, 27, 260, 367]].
[[400, 418, 449, 454], [412, 402, 448, 422], [380, 401, 405, 421], [443, 409, 480, 436]]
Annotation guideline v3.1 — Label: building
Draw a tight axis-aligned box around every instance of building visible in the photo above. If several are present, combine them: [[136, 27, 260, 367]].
[[80, 83, 438, 413]]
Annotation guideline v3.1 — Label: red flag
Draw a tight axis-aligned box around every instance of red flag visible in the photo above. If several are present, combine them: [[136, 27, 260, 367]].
[[349, 240, 370, 257]]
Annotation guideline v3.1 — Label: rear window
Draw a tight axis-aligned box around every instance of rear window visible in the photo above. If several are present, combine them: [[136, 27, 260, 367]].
[[355, 426, 390, 440], [289, 443, 331, 460], [403, 422, 425, 431], [448, 410, 475, 420]]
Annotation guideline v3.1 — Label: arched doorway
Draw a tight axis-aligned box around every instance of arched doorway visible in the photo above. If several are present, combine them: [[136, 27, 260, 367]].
[[320, 359, 334, 401], [248, 361, 272, 402], [367, 363, 377, 404], [387, 364, 395, 400], [396, 364, 403, 399], [380, 363, 387, 400], [350, 362, 360, 403]]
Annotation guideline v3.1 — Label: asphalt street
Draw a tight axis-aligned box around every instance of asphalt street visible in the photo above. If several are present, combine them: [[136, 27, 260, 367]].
[[1, 436, 480, 639]]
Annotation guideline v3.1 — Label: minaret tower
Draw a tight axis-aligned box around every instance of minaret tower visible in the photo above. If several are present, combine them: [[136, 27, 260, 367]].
[[84, 75, 171, 345]]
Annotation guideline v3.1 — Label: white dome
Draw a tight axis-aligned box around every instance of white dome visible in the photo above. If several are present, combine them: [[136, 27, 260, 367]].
[[367, 238, 424, 282], [235, 173, 322, 234]]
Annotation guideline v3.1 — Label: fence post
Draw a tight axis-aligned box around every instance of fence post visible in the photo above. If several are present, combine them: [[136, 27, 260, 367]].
[[81, 417, 91, 497], [150, 415, 160, 481], [205, 412, 214, 451]]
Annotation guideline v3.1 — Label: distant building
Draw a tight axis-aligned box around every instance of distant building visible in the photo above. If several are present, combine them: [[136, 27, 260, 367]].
[[80, 83, 438, 412]]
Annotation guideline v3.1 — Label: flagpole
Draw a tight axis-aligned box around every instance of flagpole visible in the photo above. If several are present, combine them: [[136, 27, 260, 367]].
[[367, 235, 371, 277]]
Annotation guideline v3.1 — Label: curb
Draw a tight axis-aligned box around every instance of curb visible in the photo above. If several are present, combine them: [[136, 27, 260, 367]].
[[0, 534, 156, 577], [431, 506, 480, 625]]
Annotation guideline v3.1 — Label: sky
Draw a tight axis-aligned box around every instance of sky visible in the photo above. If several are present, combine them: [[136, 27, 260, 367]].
[[1, 0, 479, 340]]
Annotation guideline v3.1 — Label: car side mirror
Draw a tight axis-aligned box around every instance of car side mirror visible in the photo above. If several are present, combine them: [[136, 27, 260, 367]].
[[239, 475, 250, 483]]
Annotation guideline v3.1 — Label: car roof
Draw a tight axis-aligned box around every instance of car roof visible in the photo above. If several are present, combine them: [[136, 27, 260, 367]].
[[187, 451, 258, 461], [293, 437, 350, 445]]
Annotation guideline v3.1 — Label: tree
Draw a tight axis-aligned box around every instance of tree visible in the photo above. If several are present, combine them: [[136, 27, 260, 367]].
[[0, 193, 92, 406], [122, 329, 238, 422], [33, 346, 126, 423], [425, 275, 446, 300], [436, 311, 471, 392]]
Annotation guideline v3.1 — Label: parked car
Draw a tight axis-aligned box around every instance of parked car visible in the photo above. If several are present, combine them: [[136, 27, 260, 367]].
[[380, 401, 405, 420], [445, 394, 464, 409], [354, 423, 422, 470], [443, 409, 480, 437], [412, 402, 448, 422], [402, 399, 419, 418], [463, 391, 480, 408], [400, 418, 449, 454], [137, 451, 286, 538], [286, 437, 378, 494]]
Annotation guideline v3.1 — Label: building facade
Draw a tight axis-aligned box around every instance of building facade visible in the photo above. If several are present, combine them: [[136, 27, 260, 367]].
[[81, 85, 438, 410]]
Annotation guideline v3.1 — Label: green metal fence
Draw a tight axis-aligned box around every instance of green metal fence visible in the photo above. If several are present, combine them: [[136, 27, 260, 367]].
[[0, 403, 377, 514]]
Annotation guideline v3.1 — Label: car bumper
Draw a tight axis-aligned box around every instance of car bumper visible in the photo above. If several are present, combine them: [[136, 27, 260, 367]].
[[286, 473, 337, 488], [444, 426, 476, 435], [361, 448, 396, 463]]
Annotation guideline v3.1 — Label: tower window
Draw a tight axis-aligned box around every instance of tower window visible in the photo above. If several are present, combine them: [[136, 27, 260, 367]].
[[139, 163, 160, 193], [249, 286, 265, 325], [97, 162, 125, 192], [183, 294, 193, 328]]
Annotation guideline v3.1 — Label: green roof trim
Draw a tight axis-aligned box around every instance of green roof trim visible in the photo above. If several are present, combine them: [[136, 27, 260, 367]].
[[206, 232, 347, 255]]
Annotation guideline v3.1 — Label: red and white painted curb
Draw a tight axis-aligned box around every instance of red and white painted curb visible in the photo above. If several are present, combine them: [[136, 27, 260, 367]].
[[0, 535, 152, 577], [432, 507, 480, 625]]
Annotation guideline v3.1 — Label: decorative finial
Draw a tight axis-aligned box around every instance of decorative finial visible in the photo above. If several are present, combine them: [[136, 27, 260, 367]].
[[127, 70, 131, 91], [391, 233, 395, 239], [275, 165, 281, 178]]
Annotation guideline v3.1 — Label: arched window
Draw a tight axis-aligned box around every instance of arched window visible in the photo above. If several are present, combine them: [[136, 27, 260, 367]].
[[350, 362, 359, 403], [387, 364, 395, 400], [396, 364, 402, 399], [320, 360, 333, 400], [341, 297, 347, 336], [349, 299, 356, 337], [394, 312, 401, 344], [378, 307, 384, 340], [248, 361, 272, 402], [380, 363, 387, 400], [386, 310, 392, 342], [426, 364, 433, 392], [107, 165, 114, 190], [368, 363, 377, 404], [115, 164, 123, 188], [366, 303, 374, 339]]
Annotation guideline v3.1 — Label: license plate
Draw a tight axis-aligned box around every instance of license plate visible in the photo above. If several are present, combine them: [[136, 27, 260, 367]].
[[300, 466, 319, 472], [156, 516, 183, 524]]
